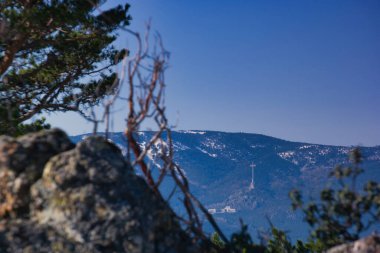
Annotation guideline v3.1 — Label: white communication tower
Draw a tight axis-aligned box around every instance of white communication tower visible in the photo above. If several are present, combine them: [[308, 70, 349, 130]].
[[249, 162, 255, 190]]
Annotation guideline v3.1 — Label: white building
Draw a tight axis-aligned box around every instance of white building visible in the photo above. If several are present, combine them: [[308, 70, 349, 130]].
[[220, 206, 236, 213]]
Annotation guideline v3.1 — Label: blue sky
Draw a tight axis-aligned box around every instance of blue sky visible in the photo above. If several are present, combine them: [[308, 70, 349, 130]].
[[46, 0, 380, 146]]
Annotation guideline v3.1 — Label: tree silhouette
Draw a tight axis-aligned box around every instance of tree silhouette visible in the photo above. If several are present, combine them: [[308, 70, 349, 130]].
[[0, 0, 131, 135]]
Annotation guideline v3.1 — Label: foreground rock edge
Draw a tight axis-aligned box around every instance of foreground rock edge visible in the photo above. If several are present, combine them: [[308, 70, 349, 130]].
[[0, 129, 211, 253]]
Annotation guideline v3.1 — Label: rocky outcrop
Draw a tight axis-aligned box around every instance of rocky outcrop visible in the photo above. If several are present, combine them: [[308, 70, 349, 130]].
[[0, 129, 74, 218], [326, 235, 380, 253], [0, 129, 209, 253]]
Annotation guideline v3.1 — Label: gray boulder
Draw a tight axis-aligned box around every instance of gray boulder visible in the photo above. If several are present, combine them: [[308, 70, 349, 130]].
[[0, 130, 211, 253], [326, 235, 380, 253], [0, 128, 74, 218]]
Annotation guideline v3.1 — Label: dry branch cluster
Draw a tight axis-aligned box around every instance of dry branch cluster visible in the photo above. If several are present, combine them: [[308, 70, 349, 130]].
[[88, 22, 229, 245]]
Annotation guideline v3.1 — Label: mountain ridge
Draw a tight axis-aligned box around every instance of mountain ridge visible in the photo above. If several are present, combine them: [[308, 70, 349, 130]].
[[73, 129, 380, 148], [70, 130, 380, 240]]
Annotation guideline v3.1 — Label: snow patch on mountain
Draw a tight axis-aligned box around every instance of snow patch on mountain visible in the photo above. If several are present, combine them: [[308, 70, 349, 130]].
[[138, 141, 146, 150], [338, 147, 350, 154], [180, 130, 206, 135], [251, 144, 265, 148], [173, 142, 190, 151], [196, 147, 218, 158], [318, 148, 331, 155], [299, 145, 314, 149], [278, 151, 295, 159], [368, 150, 380, 161], [278, 151, 305, 165], [202, 138, 225, 150]]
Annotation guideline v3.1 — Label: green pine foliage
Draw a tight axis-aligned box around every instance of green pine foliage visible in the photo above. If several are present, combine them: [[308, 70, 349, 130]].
[[0, 0, 131, 136], [289, 148, 380, 251], [211, 232, 226, 250], [13, 117, 51, 136], [228, 221, 266, 253]]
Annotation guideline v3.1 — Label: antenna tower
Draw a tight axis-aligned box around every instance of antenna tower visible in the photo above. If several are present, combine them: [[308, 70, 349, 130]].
[[249, 162, 255, 190]]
